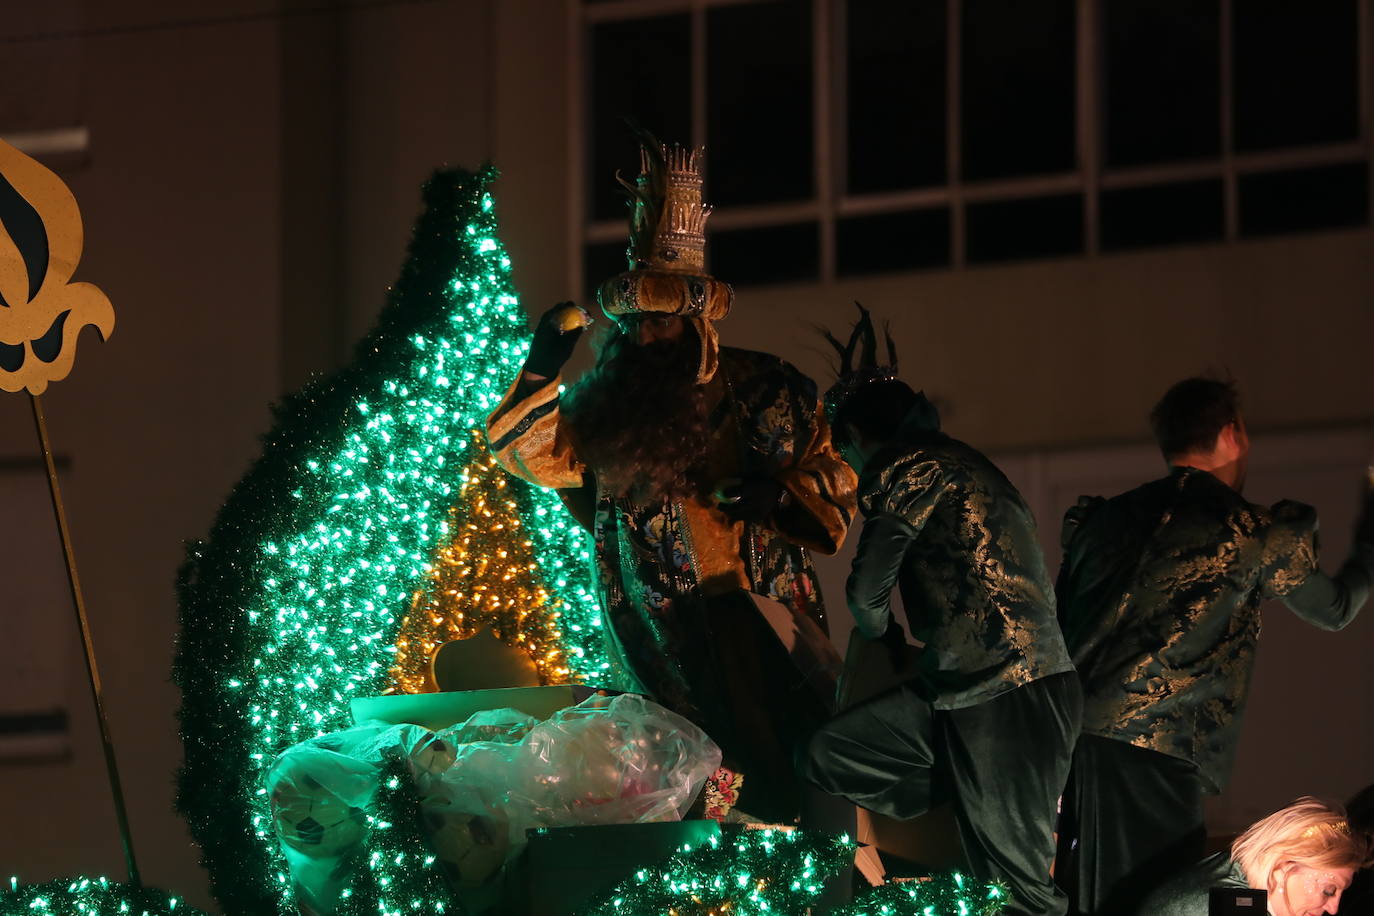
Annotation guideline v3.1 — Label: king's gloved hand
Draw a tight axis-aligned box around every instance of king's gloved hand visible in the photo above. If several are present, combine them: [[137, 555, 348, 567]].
[[524, 301, 590, 379], [713, 475, 787, 524]]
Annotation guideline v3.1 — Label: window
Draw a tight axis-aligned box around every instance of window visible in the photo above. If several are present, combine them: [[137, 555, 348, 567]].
[[577, 0, 1370, 291]]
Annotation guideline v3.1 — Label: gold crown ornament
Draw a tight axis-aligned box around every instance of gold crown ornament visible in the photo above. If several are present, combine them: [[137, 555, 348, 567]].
[[598, 132, 734, 381]]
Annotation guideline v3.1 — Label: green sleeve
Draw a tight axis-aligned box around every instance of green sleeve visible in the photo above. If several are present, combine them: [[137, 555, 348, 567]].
[[1280, 543, 1374, 631], [845, 513, 917, 639], [1263, 500, 1373, 631]]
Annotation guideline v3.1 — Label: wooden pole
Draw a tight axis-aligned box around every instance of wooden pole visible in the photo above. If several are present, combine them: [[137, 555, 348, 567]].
[[28, 392, 141, 886]]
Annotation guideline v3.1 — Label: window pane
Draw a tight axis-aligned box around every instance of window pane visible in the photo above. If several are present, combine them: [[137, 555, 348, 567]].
[[846, 0, 946, 193], [583, 240, 628, 299], [837, 209, 950, 276], [967, 194, 1083, 263], [710, 223, 820, 286], [1234, 1, 1358, 151], [961, 0, 1076, 181], [1100, 180, 1224, 251], [708, 1, 814, 206], [1239, 163, 1369, 237], [589, 14, 692, 222], [1105, 0, 1219, 166]]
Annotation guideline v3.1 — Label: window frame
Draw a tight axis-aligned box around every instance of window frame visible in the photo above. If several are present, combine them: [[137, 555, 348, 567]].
[[570, 0, 1373, 290]]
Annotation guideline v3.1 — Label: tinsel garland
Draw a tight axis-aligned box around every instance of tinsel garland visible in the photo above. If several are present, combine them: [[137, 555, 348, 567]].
[[332, 756, 454, 916], [173, 168, 613, 915], [578, 826, 857, 916], [0, 877, 210, 916], [830, 872, 1009, 916]]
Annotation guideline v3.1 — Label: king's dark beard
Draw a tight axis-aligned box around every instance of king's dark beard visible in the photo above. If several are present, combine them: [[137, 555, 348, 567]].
[[564, 329, 713, 502]]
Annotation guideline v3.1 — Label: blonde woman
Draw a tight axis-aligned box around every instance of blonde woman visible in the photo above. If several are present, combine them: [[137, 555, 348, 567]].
[[1139, 797, 1372, 915]]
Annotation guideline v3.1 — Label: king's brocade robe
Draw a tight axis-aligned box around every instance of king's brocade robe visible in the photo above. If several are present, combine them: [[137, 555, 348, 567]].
[[1058, 466, 1373, 792], [486, 347, 857, 722], [848, 412, 1075, 708]]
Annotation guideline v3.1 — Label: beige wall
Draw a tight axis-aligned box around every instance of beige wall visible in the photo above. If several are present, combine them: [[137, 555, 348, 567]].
[[0, 0, 1370, 911], [0, 2, 284, 909], [726, 230, 1374, 453]]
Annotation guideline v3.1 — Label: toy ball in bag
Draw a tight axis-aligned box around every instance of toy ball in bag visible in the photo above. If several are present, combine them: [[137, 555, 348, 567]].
[[272, 775, 370, 858], [407, 733, 458, 779], [424, 804, 511, 888]]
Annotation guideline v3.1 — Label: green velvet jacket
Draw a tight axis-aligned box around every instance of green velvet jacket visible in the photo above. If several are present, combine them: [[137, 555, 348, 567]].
[[849, 401, 1074, 710], [1058, 466, 1373, 792]]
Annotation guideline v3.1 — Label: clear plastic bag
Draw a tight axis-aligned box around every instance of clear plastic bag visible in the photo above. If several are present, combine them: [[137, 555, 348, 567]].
[[422, 693, 720, 888], [267, 694, 721, 907], [266, 721, 441, 913]]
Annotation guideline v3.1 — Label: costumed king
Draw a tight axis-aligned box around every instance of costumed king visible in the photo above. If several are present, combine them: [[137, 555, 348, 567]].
[[1054, 376, 1374, 915], [486, 136, 858, 825], [801, 307, 1081, 916]]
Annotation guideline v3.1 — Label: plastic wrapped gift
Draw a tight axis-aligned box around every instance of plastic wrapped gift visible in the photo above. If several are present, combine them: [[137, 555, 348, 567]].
[[420, 693, 720, 890], [266, 693, 719, 910], [267, 721, 439, 913]]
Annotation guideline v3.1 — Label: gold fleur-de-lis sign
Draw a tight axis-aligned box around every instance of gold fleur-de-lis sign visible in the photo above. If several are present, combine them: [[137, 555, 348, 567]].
[[0, 137, 115, 394]]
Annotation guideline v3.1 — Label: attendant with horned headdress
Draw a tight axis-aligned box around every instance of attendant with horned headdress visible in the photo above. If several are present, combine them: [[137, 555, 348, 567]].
[[802, 306, 1081, 916], [487, 134, 857, 824]]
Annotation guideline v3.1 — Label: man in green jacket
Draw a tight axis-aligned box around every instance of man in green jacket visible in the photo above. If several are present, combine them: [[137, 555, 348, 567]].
[[1055, 377, 1374, 915], [803, 310, 1081, 916]]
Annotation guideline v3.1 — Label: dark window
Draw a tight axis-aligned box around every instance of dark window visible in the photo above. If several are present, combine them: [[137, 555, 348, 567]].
[[1100, 180, 1224, 251], [583, 240, 629, 300], [1234, 0, 1358, 151], [710, 223, 820, 286], [846, 0, 947, 193], [1105, 0, 1220, 166], [707, 1, 814, 206], [961, 0, 1076, 181], [967, 194, 1083, 263], [1239, 163, 1369, 237], [836, 209, 950, 276], [588, 14, 692, 222]]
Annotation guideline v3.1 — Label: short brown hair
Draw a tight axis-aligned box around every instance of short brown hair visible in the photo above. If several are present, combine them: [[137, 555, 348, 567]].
[[1149, 377, 1241, 459]]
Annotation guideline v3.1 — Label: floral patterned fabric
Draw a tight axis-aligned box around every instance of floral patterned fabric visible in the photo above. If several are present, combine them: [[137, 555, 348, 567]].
[[1058, 466, 1371, 792]]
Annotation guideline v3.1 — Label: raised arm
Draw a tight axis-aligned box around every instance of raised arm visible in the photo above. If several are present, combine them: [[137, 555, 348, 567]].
[[1263, 493, 1374, 631], [485, 303, 590, 490]]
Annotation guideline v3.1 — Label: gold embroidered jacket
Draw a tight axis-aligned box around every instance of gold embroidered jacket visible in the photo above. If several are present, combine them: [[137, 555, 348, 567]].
[[849, 407, 1074, 710], [486, 347, 857, 714], [1058, 466, 1373, 792]]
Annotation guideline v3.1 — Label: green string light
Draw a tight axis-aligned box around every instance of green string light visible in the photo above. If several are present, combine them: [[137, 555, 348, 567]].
[[174, 168, 613, 914], [827, 872, 1008, 916], [1, 876, 209, 916], [578, 827, 857, 916]]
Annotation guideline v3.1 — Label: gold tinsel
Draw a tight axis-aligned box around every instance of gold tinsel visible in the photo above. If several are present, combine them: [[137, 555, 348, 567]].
[[387, 431, 571, 692]]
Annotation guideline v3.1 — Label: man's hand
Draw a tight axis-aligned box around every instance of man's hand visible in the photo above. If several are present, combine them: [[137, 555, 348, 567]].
[[713, 475, 788, 524], [524, 301, 590, 379]]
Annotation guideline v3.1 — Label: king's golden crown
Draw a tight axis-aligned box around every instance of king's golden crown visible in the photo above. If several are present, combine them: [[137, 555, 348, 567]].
[[637, 143, 711, 273]]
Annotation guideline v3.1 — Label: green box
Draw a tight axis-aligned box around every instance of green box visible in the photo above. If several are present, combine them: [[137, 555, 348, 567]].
[[516, 820, 724, 916]]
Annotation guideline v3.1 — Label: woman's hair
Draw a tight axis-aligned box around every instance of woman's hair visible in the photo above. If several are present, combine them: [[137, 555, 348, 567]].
[[1232, 797, 1373, 890]]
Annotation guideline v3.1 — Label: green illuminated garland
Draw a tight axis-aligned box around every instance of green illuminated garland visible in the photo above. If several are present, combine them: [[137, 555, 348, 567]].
[[173, 168, 610, 914], [831, 873, 1009, 916], [578, 827, 1009, 916], [580, 827, 858, 916], [0, 877, 209, 916]]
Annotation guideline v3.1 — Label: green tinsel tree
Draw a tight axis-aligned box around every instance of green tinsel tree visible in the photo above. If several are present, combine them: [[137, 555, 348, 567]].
[[173, 168, 612, 915]]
